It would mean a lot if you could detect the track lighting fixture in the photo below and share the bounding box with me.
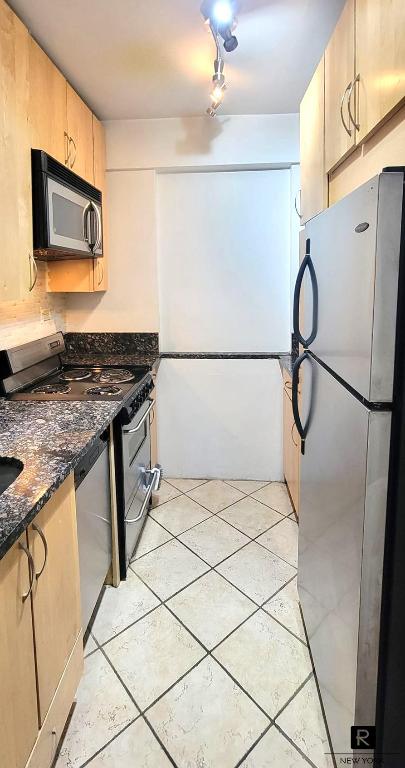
[200,0,239,117]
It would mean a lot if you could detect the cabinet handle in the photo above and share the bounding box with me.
[69,136,77,168]
[32,522,48,579]
[348,74,360,132]
[97,260,104,286]
[28,253,38,292]
[291,421,299,448]
[294,189,302,219]
[19,542,35,602]
[340,82,352,136]
[64,131,70,166]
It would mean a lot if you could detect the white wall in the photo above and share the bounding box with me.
[105,114,299,171]
[157,169,291,353]
[157,359,283,480]
[65,170,159,332]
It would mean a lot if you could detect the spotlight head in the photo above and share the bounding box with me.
[223,34,238,52]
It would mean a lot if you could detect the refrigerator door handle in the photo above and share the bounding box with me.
[293,238,318,347]
[292,352,310,455]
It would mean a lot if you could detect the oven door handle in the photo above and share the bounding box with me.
[126,465,162,525]
[123,399,155,434]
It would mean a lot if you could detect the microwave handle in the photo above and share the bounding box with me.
[94,204,102,253]
[83,202,98,253]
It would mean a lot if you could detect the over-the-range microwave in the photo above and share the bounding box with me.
[31,149,103,260]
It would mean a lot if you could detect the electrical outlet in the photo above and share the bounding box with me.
[40,307,52,323]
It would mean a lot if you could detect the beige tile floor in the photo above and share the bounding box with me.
[56,479,333,768]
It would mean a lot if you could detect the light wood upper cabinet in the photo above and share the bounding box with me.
[28,474,81,724]
[0,0,31,301]
[356,0,405,142]
[300,57,327,224]
[325,0,356,172]
[66,83,94,183]
[93,115,109,291]
[0,536,39,768]
[28,38,67,165]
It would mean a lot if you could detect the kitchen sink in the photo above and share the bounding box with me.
[0,458,23,495]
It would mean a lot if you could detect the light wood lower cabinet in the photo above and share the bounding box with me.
[28,475,81,724]
[0,474,83,768]
[283,370,300,515]
[0,536,39,768]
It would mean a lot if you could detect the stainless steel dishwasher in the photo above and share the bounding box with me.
[74,430,112,632]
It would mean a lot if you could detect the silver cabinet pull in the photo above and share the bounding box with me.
[64,131,70,166]
[291,421,299,448]
[28,253,38,292]
[126,466,162,525]
[340,82,352,136]
[97,260,104,286]
[294,189,302,219]
[19,542,35,602]
[69,136,77,168]
[348,74,360,131]
[32,522,48,579]
[123,399,155,434]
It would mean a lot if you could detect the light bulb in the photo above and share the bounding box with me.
[210,85,225,103]
[211,0,233,26]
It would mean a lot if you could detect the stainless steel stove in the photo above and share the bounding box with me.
[0,332,162,581]
[0,333,150,402]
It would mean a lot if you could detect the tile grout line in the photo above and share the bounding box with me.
[85,637,182,768]
[274,722,321,768]
[233,721,274,768]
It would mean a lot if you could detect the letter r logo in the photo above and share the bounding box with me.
[351,725,376,750]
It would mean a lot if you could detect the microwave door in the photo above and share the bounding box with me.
[47,177,93,255]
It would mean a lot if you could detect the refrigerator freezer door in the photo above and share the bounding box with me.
[302,171,403,402]
[297,357,390,757]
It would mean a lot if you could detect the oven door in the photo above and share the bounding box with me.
[47,177,102,256]
[121,398,162,567]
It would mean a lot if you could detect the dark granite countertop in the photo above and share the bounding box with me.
[0,399,122,560]
[62,352,160,371]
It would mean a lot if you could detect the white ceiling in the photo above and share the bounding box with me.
[9,0,344,120]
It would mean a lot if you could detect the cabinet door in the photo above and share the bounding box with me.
[283,372,300,514]
[325,0,356,171]
[28,38,67,164]
[0,0,31,301]
[66,83,94,183]
[92,115,109,291]
[28,474,81,724]
[356,0,405,142]
[0,535,39,768]
[300,57,327,224]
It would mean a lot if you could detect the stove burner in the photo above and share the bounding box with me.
[85,385,122,397]
[32,383,72,395]
[60,369,92,381]
[99,369,135,384]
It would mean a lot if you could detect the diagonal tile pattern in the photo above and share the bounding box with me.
[187,478,245,512]
[57,479,332,768]
[150,492,212,535]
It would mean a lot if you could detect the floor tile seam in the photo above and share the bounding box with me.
[274,722,321,768]
[148,505,214,540]
[182,490,250,516]
[78,717,139,768]
[223,479,270,492]
[244,492,293,516]
[253,534,299,569]
[233,721,274,768]
[95,601,163,649]
[272,671,314,722]
[164,478,209,493]
[216,509,289,542]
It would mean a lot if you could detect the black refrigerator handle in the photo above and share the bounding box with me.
[293,238,319,347]
[292,352,309,455]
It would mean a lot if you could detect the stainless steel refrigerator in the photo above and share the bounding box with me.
[292,168,405,764]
